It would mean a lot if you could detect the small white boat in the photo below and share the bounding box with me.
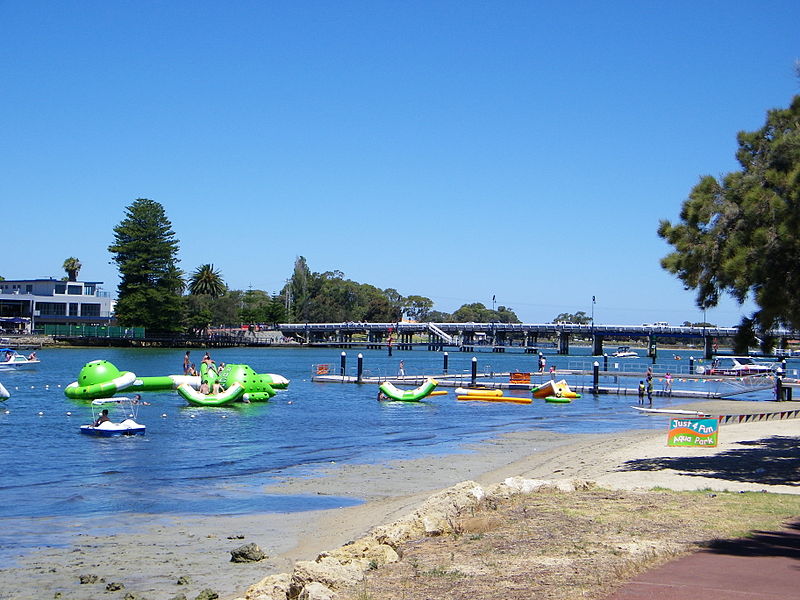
[0,348,40,371]
[80,397,146,437]
[611,346,639,358]
[698,356,774,376]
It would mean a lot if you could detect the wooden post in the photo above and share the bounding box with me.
[593,361,599,393]
[443,352,449,374]
[357,353,363,383]
[340,351,346,376]
[471,356,477,386]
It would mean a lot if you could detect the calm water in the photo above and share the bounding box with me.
[0,345,785,560]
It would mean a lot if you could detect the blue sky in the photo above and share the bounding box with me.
[3,1,798,326]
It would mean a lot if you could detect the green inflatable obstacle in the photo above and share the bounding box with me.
[177,382,245,406]
[379,378,438,402]
[218,364,276,401]
[65,359,288,402]
[65,360,137,400]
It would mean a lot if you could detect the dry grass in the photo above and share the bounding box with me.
[338,487,800,600]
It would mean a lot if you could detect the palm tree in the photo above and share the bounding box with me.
[189,264,226,297]
[62,257,82,282]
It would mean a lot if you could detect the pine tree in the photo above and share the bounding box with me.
[108,198,184,333]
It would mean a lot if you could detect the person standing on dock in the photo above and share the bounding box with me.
[538,353,546,373]
[646,378,654,405]
[638,380,646,404]
[398,360,405,377]
[663,372,673,396]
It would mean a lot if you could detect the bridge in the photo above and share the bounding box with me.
[276,321,765,358]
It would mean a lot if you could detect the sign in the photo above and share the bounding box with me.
[667,418,718,447]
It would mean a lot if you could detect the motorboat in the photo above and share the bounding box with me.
[701,356,774,376]
[80,397,146,436]
[611,346,639,358]
[0,348,40,371]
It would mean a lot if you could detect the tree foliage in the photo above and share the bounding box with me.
[658,95,800,331]
[552,311,591,324]
[451,303,520,323]
[189,263,226,297]
[281,259,436,323]
[109,198,184,333]
[62,257,82,282]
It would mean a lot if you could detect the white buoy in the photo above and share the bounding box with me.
[221,415,228,418]
[37,411,44,416]
[161,413,167,418]
[66,412,72,416]
[4,410,9,414]
[190,414,196,418]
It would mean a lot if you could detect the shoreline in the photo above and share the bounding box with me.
[1,416,798,600]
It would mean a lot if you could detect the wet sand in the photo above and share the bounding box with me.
[1,414,797,600]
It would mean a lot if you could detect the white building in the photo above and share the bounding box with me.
[0,278,114,332]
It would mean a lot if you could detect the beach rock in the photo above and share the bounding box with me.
[555,478,594,492]
[290,557,364,596]
[320,536,399,569]
[231,542,267,563]
[195,590,219,600]
[487,477,596,499]
[298,582,336,600]
[106,581,125,591]
[372,480,486,547]
[168,595,188,600]
[177,575,191,585]
[245,572,291,600]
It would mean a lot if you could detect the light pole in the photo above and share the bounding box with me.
[591,296,596,330]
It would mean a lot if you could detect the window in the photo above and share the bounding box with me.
[69,303,79,316]
[81,303,101,317]
[84,284,96,295]
[25,285,32,293]
[36,302,67,316]
[55,284,66,294]
[67,285,82,295]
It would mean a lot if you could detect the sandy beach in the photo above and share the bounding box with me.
[1,412,797,600]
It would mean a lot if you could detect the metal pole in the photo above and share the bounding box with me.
[357,353,363,383]
[471,356,477,386]
[443,351,449,374]
[340,351,346,376]
[593,361,599,394]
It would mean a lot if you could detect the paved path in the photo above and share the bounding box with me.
[607,518,800,599]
